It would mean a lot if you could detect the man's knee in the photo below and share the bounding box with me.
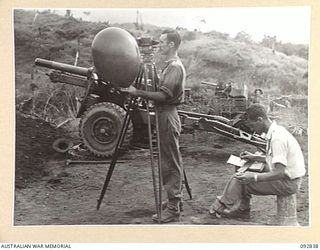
[285,184,299,196]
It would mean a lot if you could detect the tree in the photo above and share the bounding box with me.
[234,31,252,44]
[65,10,71,18]
[260,35,277,54]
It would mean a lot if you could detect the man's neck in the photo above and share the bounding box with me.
[164,50,178,62]
[264,118,273,133]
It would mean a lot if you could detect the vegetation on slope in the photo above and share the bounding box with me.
[14,9,308,96]
[14,9,308,124]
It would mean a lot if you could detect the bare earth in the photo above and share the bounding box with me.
[14,112,309,226]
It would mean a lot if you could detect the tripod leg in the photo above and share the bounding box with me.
[148,63,164,220]
[96,100,133,210]
[183,169,192,200]
[154,107,163,219]
[143,63,161,222]
[96,63,152,211]
[146,104,161,221]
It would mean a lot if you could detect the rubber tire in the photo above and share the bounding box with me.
[79,102,133,157]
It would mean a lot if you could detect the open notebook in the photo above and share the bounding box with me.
[227,154,265,173]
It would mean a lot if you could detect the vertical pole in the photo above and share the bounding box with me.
[144,63,161,222]
[151,63,163,218]
[74,50,79,66]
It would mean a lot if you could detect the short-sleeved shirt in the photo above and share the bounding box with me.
[265,121,306,179]
[158,56,186,106]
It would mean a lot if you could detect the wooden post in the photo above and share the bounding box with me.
[268,194,300,226]
[276,194,300,226]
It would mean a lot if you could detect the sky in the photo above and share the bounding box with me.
[51,6,310,44]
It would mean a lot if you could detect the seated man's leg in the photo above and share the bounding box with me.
[245,177,301,197]
[210,175,245,215]
[219,175,243,209]
[210,175,301,218]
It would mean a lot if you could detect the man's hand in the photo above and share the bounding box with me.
[119,85,167,102]
[239,151,256,160]
[240,151,266,163]
[234,172,256,184]
[119,85,138,96]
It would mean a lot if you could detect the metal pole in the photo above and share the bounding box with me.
[151,63,163,219]
[143,63,161,222]
[96,97,134,210]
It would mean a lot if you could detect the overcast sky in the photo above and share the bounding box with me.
[51,6,310,44]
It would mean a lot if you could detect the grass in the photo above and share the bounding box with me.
[14,9,309,126]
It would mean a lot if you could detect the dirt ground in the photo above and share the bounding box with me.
[14,111,309,226]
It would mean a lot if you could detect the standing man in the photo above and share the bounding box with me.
[120,29,186,223]
[209,104,305,218]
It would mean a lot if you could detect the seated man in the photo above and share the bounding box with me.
[251,88,264,104]
[209,104,306,218]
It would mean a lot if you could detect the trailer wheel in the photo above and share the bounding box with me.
[79,102,133,157]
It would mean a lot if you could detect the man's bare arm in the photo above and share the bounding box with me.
[235,163,286,184]
[135,89,167,102]
[120,85,167,102]
[255,163,286,181]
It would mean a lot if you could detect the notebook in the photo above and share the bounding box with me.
[227,154,265,173]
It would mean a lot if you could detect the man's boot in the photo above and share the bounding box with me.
[152,199,181,223]
[161,200,183,211]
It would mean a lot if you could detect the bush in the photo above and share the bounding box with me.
[182,31,197,41]
[17,80,81,126]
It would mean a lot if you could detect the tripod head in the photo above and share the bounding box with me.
[136,36,159,63]
[124,36,160,111]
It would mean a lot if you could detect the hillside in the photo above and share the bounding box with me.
[14,9,308,97]
[180,34,308,95]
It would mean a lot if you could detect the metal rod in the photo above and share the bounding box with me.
[183,169,192,199]
[151,63,163,221]
[66,160,127,166]
[96,98,134,210]
[144,63,161,222]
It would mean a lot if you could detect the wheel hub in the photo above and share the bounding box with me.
[92,117,117,144]
[80,102,133,157]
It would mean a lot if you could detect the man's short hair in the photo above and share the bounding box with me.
[254,88,263,95]
[162,29,181,49]
[245,104,268,121]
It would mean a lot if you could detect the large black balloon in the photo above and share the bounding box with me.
[92,27,141,88]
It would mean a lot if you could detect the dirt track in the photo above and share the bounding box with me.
[14,112,309,226]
